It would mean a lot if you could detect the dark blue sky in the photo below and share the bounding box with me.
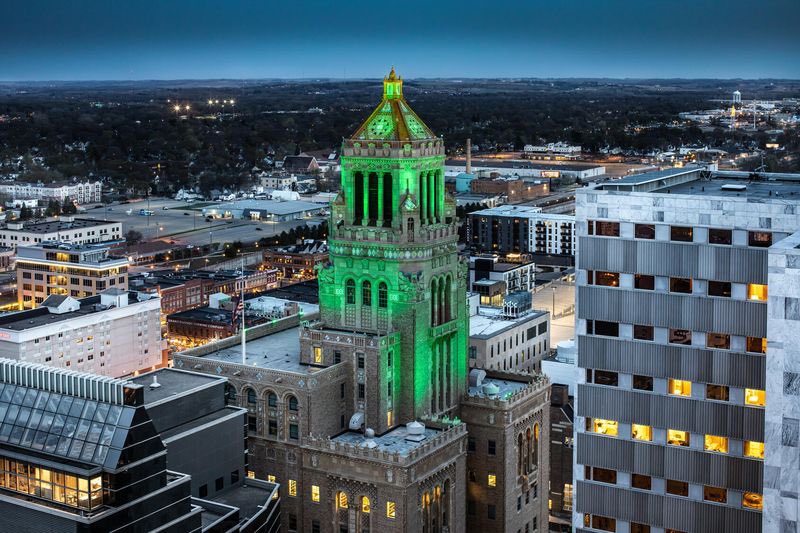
[2,0,798,81]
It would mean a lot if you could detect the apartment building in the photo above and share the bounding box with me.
[0,217,122,249]
[0,289,163,378]
[574,165,790,533]
[0,179,102,203]
[16,242,128,308]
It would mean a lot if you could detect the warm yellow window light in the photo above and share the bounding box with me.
[311,485,320,503]
[667,429,690,446]
[592,418,618,437]
[267,475,276,483]
[745,389,766,407]
[337,491,348,509]
[743,492,763,510]
[488,474,497,487]
[744,441,765,459]
[288,479,297,497]
[361,496,371,514]
[704,434,729,453]
[748,284,768,301]
[313,346,322,364]
[669,378,691,397]
[386,501,396,519]
[631,424,652,441]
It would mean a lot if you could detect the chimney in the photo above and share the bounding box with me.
[466,138,472,174]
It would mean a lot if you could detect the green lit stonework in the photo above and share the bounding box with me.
[319,68,468,423]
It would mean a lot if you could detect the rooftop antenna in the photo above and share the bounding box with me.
[466,138,472,174]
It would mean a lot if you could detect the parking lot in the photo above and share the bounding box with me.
[79,198,325,246]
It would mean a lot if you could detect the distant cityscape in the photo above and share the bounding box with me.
[0,55,797,533]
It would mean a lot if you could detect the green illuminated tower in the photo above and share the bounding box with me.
[317,67,468,429]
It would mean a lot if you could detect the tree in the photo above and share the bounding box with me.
[19,206,33,220]
[45,199,61,217]
[125,230,143,244]
[61,198,77,215]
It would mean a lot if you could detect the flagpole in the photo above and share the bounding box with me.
[241,257,246,365]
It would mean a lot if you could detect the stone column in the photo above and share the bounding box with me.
[377,173,384,226]
[427,170,435,223]
[362,173,370,226]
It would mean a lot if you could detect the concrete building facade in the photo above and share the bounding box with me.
[0,289,164,378]
[16,242,128,308]
[574,166,788,533]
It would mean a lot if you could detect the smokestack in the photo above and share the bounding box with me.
[466,138,472,174]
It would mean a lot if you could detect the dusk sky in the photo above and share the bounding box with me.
[2,0,799,81]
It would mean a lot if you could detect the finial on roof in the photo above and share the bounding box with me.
[388,66,397,81]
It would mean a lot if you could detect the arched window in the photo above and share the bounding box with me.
[407,218,415,242]
[525,428,532,475]
[268,392,278,408]
[533,423,540,468]
[337,491,348,509]
[362,280,372,306]
[288,395,298,411]
[346,279,356,305]
[361,496,370,513]
[360,495,372,533]
[378,282,388,308]
[246,388,256,405]
[518,433,524,476]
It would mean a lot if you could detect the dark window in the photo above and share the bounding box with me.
[345,279,356,304]
[746,336,766,354]
[288,396,298,411]
[631,523,651,533]
[633,324,654,341]
[633,375,654,391]
[749,231,772,248]
[635,274,655,290]
[590,467,617,484]
[706,333,730,350]
[468,436,476,452]
[588,515,616,532]
[357,354,364,369]
[334,351,341,364]
[289,424,299,440]
[517,496,522,511]
[199,484,208,498]
[268,393,277,408]
[594,221,620,237]
[669,329,692,345]
[289,514,298,531]
[312,520,321,533]
[248,415,257,432]
[488,440,496,456]
[215,477,224,492]
[595,271,620,287]
[538,322,547,335]
[488,504,496,520]
[358,384,365,399]
[362,280,372,306]
[594,370,618,387]
[631,474,651,490]
[666,479,689,497]
[269,420,277,436]
[709,228,732,245]
[467,499,476,515]
[671,226,693,242]
[340,383,345,399]
[635,224,655,239]
[708,280,731,297]
[594,321,619,337]
[706,384,729,401]
[670,277,693,294]
[704,485,727,503]
[378,282,388,308]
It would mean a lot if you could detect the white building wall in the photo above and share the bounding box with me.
[0,296,163,378]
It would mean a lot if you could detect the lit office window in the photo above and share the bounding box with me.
[487,474,497,487]
[742,492,763,510]
[744,441,765,459]
[288,479,297,497]
[361,496,371,513]
[313,347,323,364]
[631,424,652,441]
[745,389,766,407]
[386,501,396,519]
[704,435,729,454]
[590,418,618,437]
[311,485,320,502]
[267,475,276,483]
[669,379,692,397]
[667,429,690,447]
[748,284,768,301]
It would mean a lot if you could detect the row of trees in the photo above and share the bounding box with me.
[15,199,77,221]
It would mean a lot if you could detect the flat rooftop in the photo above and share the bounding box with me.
[1,218,119,233]
[247,295,319,315]
[333,424,443,456]
[212,199,323,215]
[471,205,543,217]
[0,291,149,331]
[209,481,276,523]
[130,368,224,405]
[202,325,313,374]
[663,178,800,199]
[168,306,232,322]
[446,159,603,171]
[468,377,528,399]
[470,307,547,338]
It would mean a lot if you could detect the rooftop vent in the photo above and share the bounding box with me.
[361,428,378,449]
[482,382,500,398]
[149,375,161,389]
[404,420,426,443]
[721,183,747,191]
